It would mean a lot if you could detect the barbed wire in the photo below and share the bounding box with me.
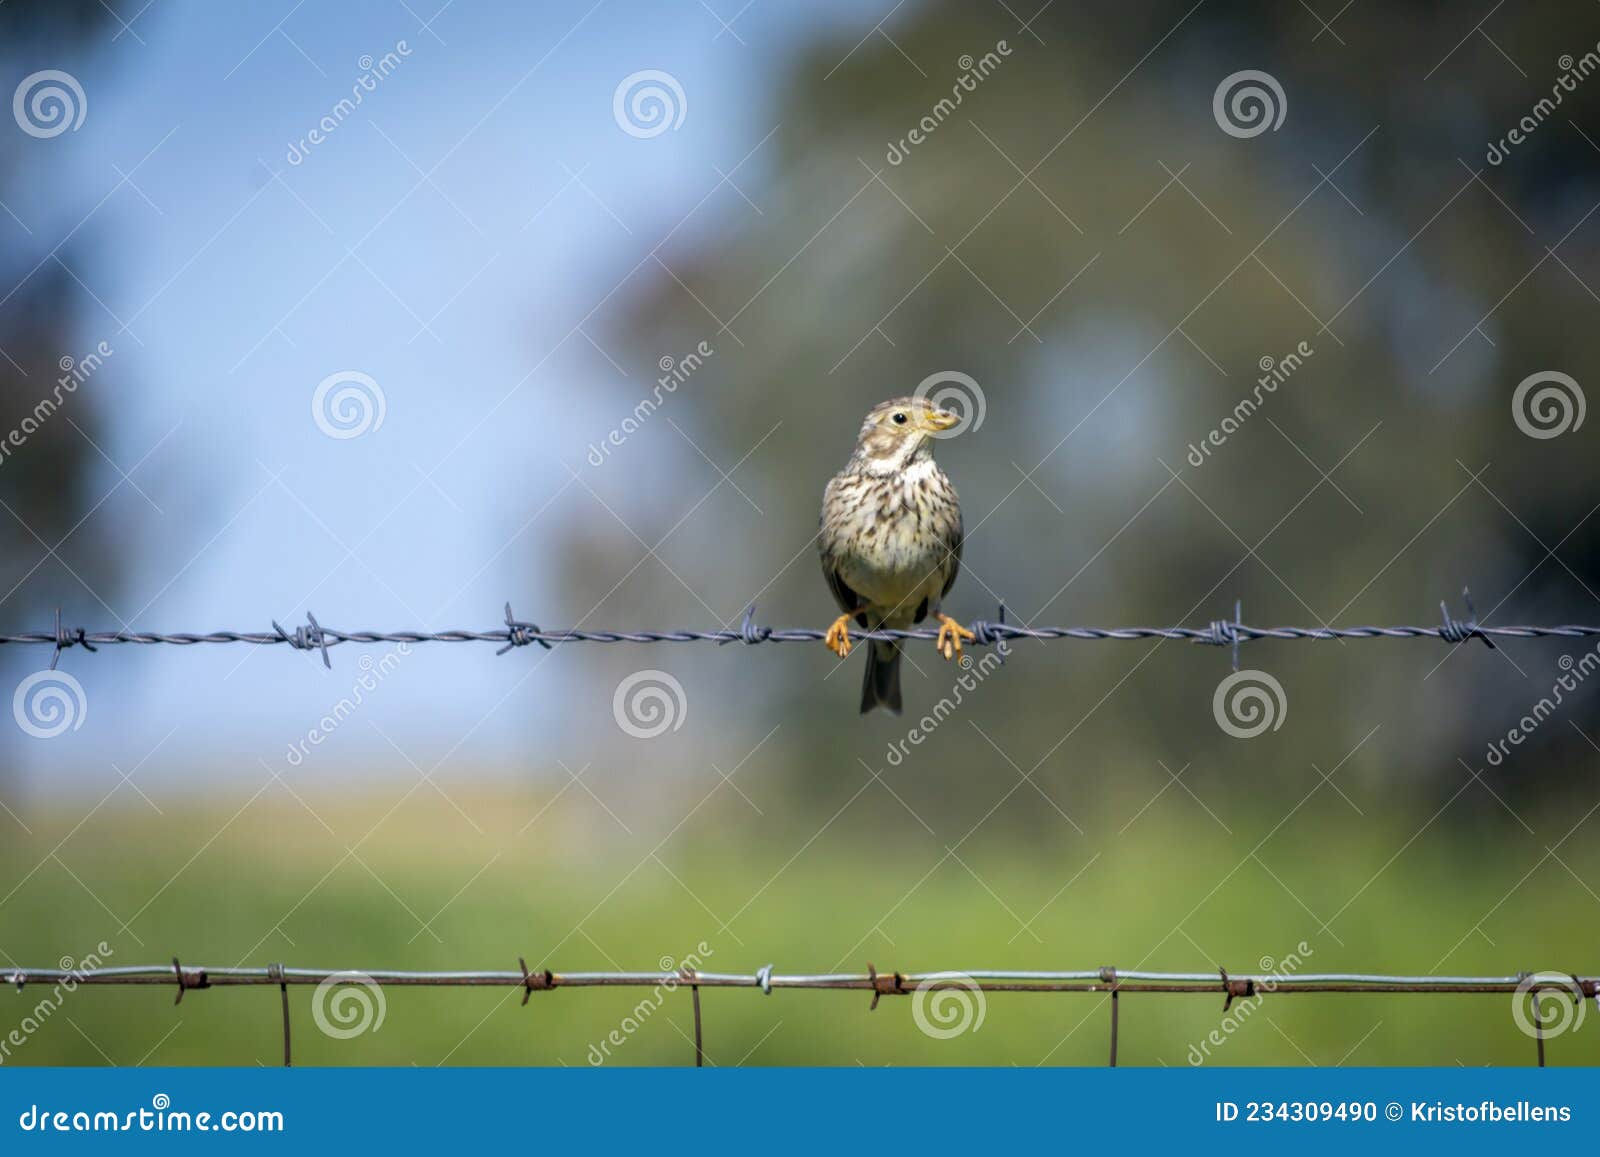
[0,590,1592,670]
[6,961,1594,1067]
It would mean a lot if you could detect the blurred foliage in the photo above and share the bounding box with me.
[565,0,1600,811]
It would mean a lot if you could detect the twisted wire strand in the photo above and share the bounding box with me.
[13,960,1585,1067]
[0,592,1592,667]
[4,963,1595,995]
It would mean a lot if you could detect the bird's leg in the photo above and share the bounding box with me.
[824,613,854,659]
[935,613,975,661]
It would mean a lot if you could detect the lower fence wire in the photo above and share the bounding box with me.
[6,963,1594,1067]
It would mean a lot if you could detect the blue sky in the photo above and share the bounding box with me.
[2,0,867,790]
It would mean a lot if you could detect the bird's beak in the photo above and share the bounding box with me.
[924,409,961,432]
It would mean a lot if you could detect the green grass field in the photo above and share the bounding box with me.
[2,773,1596,1068]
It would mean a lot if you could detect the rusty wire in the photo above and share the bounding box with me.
[5,962,1593,1068]
[0,590,1587,670]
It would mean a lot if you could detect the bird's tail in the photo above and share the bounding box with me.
[861,640,903,715]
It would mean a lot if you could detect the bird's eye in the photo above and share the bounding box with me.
[892,412,908,425]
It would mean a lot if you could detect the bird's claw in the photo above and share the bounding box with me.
[935,614,974,661]
[825,614,854,659]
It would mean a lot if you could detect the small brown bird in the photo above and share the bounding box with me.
[819,396,971,714]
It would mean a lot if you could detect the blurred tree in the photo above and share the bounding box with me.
[1,0,127,781]
[585,0,1600,816]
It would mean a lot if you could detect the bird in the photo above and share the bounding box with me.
[819,396,971,714]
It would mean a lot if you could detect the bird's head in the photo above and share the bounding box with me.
[849,396,961,474]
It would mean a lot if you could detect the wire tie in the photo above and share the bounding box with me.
[688,975,704,1068]
[1439,587,1496,650]
[172,956,208,1004]
[267,962,291,1066]
[518,957,554,1005]
[755,963,773,995]
[12,970,24,992]
[498,603,551,655]
[1519,971,1547,1066]
[1104,967,1120,1067]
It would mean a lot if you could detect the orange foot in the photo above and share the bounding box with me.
[824,613,854,659]
[935,613,975,661]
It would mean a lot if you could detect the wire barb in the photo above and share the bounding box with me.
[969,601,1007,648]
[498,603,551,655]
[1439,587,1496,650]
[171,956,209,1004]
[1204,599,1243,670]
[272,612,331,668]
[866,961,904,1010]
[1219,966,1255,1011]
[50,608,94,670]
[518,956,553,1005]
[722,604,770,646]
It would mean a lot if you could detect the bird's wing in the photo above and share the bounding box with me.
[939,505,963,600]
[820,474,869,615]
[824,562,866,616]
